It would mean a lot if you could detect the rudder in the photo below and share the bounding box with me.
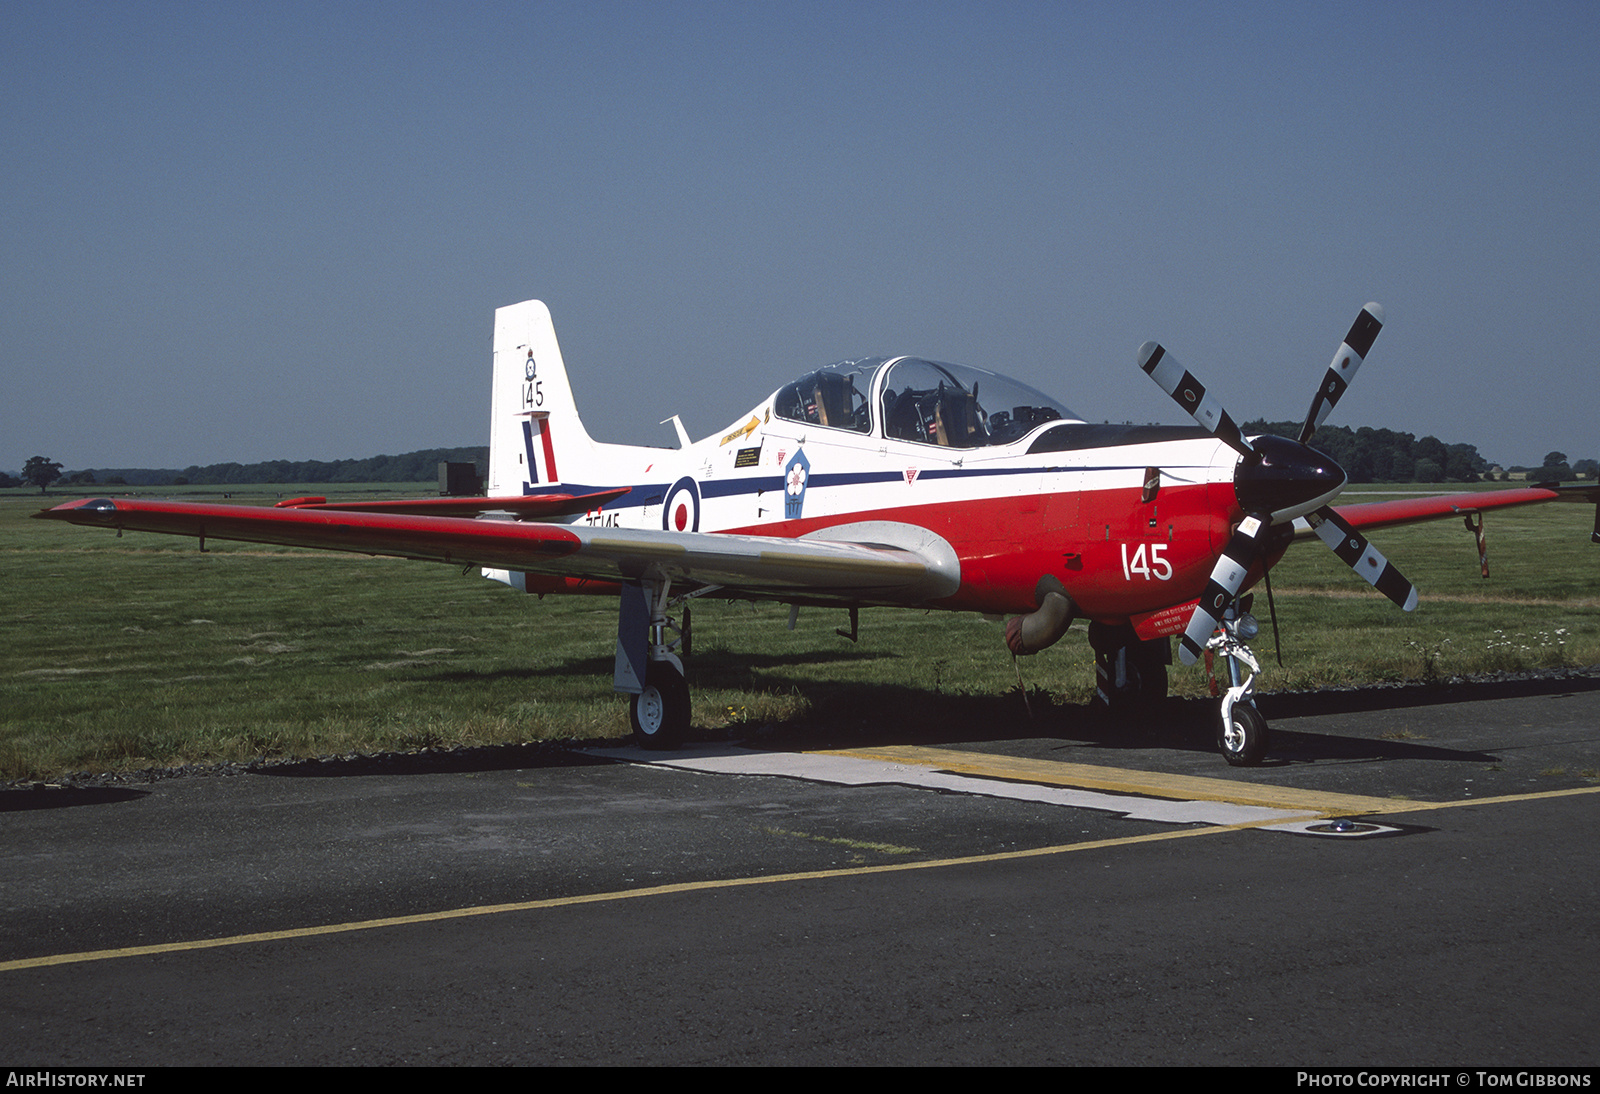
[488,299,597,495]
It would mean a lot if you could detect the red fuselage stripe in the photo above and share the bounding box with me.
[722,481,1234,617]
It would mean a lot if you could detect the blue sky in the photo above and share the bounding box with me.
[4,0,1595,473]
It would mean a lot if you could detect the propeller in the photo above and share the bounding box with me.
[1140,303,1417,665]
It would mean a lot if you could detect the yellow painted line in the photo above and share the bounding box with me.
[2,821,1268,974]
[1374,784,1600,815]
[816,745,1428,816]
[9,775,1590,978]
[817,745,1600,818]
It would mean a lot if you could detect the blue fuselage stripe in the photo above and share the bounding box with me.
[523,463,1179,510]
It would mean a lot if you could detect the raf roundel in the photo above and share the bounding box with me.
[662,476,701,533]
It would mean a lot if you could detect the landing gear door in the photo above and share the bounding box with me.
[614,583,649,694]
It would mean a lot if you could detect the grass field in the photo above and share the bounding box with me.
[3,483,1597,779]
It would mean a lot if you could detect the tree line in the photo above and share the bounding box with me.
[3,447,487,490]
[1242,421,1592,483]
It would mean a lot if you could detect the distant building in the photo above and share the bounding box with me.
[438,461,482,496]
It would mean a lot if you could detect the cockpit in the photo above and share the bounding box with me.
[771,357,1079,448]
[772,361,875,434]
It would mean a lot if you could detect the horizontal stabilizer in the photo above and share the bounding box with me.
[273,489,630,519]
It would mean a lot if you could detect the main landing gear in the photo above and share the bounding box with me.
[615,576,700,748]
[1088,621,1170,712]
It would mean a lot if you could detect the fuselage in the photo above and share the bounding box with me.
[504,355,1247,623]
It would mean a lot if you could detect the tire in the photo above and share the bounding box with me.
[630,662,690,749]
[1218,702,1269,767]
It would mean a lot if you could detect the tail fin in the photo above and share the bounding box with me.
[488,300,598,495]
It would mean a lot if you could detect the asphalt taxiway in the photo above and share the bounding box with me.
[4,676,1598,1065]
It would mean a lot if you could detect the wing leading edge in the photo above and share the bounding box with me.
[1307,484,1598,537]
[34,498,960,603]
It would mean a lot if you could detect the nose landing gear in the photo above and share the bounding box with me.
[1206,605,1268,766]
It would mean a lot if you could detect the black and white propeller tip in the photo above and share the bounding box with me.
[1300,302,1383,444]
[1179,513,1268,665]
[1304,507,1418,612]
[1138,341,1254,459]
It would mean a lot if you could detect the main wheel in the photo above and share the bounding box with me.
[630,661,690,749]
[1218,702,1269,766]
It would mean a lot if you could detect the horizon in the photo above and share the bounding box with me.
[19,422,1587,485]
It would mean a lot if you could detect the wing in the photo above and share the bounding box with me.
[34,498,960,603]
[1300,483,1598,536]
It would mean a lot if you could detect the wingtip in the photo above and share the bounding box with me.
[33,497,117,519]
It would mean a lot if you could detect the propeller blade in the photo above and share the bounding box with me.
[1304,505,1418,611]
[1179,514,1270,665]
[1298,303,1384,444]
[1138,342,1254,459]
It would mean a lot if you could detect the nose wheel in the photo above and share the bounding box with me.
[1218,700,1268,767]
